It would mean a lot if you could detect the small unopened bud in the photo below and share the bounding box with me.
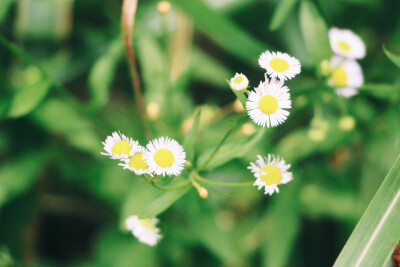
[240,122,256,136]
[232,99,245,113]
[339,116,356,131]
[198,187,208,199]
[146,102,160,120]
[320,59,331,76]
[157,1,171,15]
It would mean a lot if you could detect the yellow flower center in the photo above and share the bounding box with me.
[128,152,148,171]
[154,148,175,167]
[261,165,282,186]
[338,41,350,52]
[233,76,243,84]
[331,67,348,87]
[139,218,156,230]
[111,140,131,156]
[270,58,289,72]
[258,95,278,114]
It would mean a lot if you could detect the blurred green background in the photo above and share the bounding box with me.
[0,0,399,266]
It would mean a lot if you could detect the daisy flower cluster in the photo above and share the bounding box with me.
[230,50,301,128]
[326,28,366,97]
[101,131,186,177]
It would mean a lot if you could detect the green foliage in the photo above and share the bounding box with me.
[383,45,400,68]
[269,0,298,31]
[334,155,400,267]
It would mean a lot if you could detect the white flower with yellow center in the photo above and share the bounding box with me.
[119,145,151,175]
[230,73,249,91]
[258,51,301,81]
[125,215,162,246]
[144,137,186,176]
[328,56,363,98]
[101,131,136,159]
[329,28,366,59]
[246,78,291,127]
[248,154,293,195]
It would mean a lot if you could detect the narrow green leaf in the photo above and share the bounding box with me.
[383,45,400,68]
[138,186,190,219]
[334,154,400,267]
[8,79,52,118]
[183,110,201,162]
[269,0,298,31]
[299,1,331,66]
[198,128,266,171]
[89,37,123,109]
[0,0,14,23]
[32,99,102,155]
[170,0,268,63]
[0,151,45,207]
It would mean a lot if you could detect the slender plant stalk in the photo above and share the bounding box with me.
[199,113,247,170]
[194,172,253,187]
[121,0,152,139]
[0,34,112,133]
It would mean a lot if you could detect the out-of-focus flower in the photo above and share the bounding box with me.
[248,154,293,195]
[125,215,162,246]
[258,51,301,81]
[329,28,366,59]
[328,56,363,98]
[101,131,136,159]
[144,137,186,176]
[246,78,291,127]
[230,73,249,92]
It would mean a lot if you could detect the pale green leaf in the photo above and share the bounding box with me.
[269,0,298,31]
[299,1,332,66]
[183,110,201,162]
[0,0,14,23]
[0,151,45,207]
[170,0,268,63]
[89,37,123,109]
[138,186,190,219]
[334,154,400,267]
[383,45,400,68]
[8,79,52,118]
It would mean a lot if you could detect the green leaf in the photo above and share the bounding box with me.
[183,110,201,162]
[138,186,190,219]
[383,45,400,68]
[32,99,102,155]
[198,128,266,171]
[299,1,331,66]
[0,151,45,207]
[269,0,298,31]
[8,79,52,118]
[334,154,400,267]
[0,0,14,23]
[89,37,123,109]
[170,0,268,63]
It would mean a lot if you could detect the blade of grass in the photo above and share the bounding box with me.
[334,154,400,267]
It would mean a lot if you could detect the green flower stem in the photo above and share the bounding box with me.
[194,173,253,187]
[151,179,191,190]
[0,34,112,133]
[199,113,247,171]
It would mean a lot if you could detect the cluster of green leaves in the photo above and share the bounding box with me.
[0,0,399,266]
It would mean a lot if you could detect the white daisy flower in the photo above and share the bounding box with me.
[246,78,291,128]
[125,215,162,246]
[230,73,249,91]
[329,27,366,59]
[248,154,293,196]
[101,131,137,159]
[258,51,301,81]
[144,137,186,176]
[119,145,152,175]
[328,56,363,98]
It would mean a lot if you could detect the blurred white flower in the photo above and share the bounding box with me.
[329,28,366,59]
[125,215,162,246]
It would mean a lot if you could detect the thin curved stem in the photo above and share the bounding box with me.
[199,113,247,170]
[121,0,153,139]
[194,173,253,188]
